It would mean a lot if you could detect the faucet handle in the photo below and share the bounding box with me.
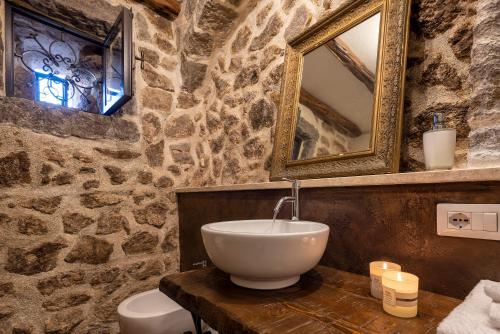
[281,177,300,187]
[280,178,300,220]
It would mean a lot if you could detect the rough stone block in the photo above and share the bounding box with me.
[249,14,283,51]
[146,140,165,167]
[165,115,195,138]
[6,241,68,275]
[104,165,127,185]
[96,212,130,235]
[64,236,113,264]
[169,143,195,165]
[62,213,94,234]
[0,97,140,142]
[80,192,123,209]
[134,202,169,228]
[94,148,141,160]
[22,196,62,214]
[0,151,31,188]
[121,231,159,255]
[16,215,49,235]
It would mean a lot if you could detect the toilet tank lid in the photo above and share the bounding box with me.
[118,289,184,318]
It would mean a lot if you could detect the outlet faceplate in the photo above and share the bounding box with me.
[437,204,500,240]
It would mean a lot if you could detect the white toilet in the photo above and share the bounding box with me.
[118,289,195,334]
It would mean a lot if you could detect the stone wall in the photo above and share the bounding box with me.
[296,105,351,159]
[175,0,499,181]
[467,0,500,167]
[0,0,499,333]
[403,0,479,170]
[0,0,182,332]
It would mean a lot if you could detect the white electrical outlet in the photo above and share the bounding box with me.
[447,212,471,229]
[437,204,500,240]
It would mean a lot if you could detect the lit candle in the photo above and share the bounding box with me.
[369,261,401,299]
[382,271,419,318]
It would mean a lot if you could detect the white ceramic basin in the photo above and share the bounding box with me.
[201,219,330,290]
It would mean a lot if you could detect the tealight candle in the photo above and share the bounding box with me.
[382,271,419,318]
[369,261,401,299]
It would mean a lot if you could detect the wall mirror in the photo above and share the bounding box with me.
[271,0,412,180]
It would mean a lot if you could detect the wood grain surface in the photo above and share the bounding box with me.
[299,88,362,137]
[160,266,461,334]
[325,39,375,92]
[133,0,180,16]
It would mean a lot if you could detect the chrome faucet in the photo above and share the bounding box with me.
[273,178,300,221]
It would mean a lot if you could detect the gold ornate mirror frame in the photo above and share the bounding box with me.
[270,0,412,180]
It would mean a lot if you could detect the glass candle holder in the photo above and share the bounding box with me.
[382,271,419,318]
[369,261,401,299]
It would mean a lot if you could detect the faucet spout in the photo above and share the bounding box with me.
[273,196,296,221]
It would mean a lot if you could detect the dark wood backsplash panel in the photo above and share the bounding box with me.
[177,181,500,299]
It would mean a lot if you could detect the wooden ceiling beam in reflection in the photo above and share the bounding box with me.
[299,88,362,137]
[325,39,375,92]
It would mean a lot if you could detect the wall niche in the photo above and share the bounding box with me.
[5,3,133,115]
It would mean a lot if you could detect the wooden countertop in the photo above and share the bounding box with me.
[159,266,461,334]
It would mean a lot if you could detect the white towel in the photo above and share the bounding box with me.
[486,283,500,303]
[437,280,500,334]
[491,302,500,329]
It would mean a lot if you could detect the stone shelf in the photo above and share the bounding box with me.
[159,266,461,334]
[175,167,500,193]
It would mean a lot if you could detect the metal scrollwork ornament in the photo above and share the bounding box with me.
[15,31,98,105]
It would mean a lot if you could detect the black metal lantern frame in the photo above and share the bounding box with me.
[4,1,133,116]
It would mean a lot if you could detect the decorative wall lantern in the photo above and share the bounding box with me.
[5,2,133,116]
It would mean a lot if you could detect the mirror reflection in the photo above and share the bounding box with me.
[292,13,381,161]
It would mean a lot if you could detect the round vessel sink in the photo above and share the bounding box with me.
[201,219,330,290]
